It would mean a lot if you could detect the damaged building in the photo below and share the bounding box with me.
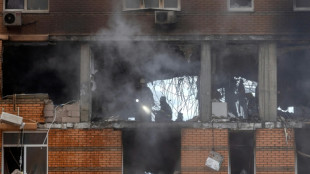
[0,0,310,173]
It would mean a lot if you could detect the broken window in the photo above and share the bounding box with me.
[5,0,48,11]
[91,43,200,122]
[3,44,80,104]
[212,44,259,121]
[123,128,181,173]
[148,76,199,121]
[295,129,310,173]
[123,0,180,10]
[3,132,48,174]
[229,131,255,174]
[229,0,253,11]
[294,0,310,10]
[277,44,310,121]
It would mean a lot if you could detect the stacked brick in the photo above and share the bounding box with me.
[48,129,122,174]
[0,94,46,123]
[181,129,229,174]
[44,100,80,123]
[256,129,295,174]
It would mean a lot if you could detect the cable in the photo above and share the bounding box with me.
[42,100,77,145]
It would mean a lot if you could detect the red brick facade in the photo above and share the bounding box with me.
[48,129,122,174]
[181,129,229,174]
[181,128,296,174]
[0,0,310,35]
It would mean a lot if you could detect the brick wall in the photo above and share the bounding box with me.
[0,0,310,36]
[0,94,46,123]
[48,129,122,174]
[256,128,295,174]
[181,129,229,174]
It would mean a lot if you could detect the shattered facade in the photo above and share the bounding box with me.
[0,0,309,173]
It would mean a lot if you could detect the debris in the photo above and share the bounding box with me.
[205,151,223,171]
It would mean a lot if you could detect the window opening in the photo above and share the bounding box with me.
[229,131,254,174]
[294,0,310,11]
[91,43,200,122]
[123,128,181,174]
[228,0,253,11]
[123,0,180,10]
[212,44,259,121]
[2,44,80,105]
[3,132,48,174]
[295,129,310,173]
[278,45,310,121]
[5,0,48,11]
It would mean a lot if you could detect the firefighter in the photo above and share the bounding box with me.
[155,96,172,122]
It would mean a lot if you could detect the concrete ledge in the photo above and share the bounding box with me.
[38,121,304,130]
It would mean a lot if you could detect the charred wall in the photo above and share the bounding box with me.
[2,43,80,104]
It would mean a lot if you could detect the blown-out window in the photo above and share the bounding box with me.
[294,0,310,11]
[123,0,180,11]
[4,0,48,12]
[228,0,254,11]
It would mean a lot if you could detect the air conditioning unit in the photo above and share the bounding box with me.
[3,12,22,26]
[1,112,23,126]
[155,11,177,24]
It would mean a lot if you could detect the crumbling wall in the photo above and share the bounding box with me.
[181,129,229,173]
[0,94,47,123]
[256,129,295,174]
[44,100,80,123]
[48,129,122,174]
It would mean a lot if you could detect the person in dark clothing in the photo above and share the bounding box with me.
[155,96,172,122]
[135,78,154,122]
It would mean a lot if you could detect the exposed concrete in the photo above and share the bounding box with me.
[80,44,92,122]
[44,100,80,123]
[38,121,303,130]
[258,42,277,121]
[50,35,310,42]
[200,42,212,122]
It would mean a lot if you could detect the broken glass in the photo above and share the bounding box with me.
[5,0,24,9]
[27,0,48,10]
[164,0,178,8]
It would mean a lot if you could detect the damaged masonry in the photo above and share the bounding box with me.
[1,0,310,174]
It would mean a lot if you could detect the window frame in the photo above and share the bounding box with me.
[227,0,254,12]
[123,0,181,11]
[293,0,310,11]
[3,0,49,13]
[2,131,48,174]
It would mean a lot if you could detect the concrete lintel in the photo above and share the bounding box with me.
[50,35,310,42]
[38,121,304,130]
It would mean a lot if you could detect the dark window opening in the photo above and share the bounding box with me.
[3,44,80,104]
[296,0,310,8]
[229,131,254,174]
[91,43,200,122]
[3,132,47,174]
[278,45,310,120]
[4,147,24,174]
[5,0,24,9]
[123,128,181,174]
[230,0,252,8]
[212,44,259,121]
[295,129,310,174]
